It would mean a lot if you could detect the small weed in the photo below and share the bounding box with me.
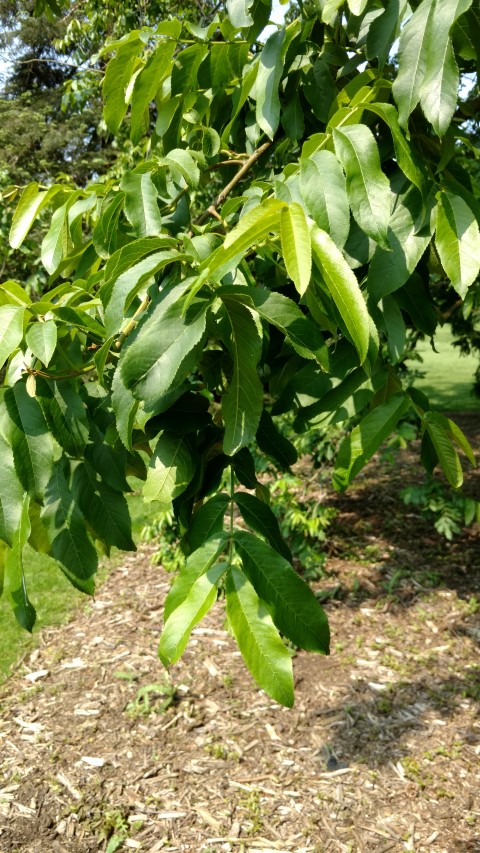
[204,741,240,761]
[125,680,177,718]
[240,788,263,834]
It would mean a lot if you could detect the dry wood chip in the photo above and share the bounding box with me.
[24,669,49,682]
[80,756,105,767]
[56,773,82,801]
[155,811,187,820]
[265,723,281,741]
[125,841,142,849]
[194,805,222,829]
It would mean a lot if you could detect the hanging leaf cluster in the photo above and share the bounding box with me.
[2,0,479,705]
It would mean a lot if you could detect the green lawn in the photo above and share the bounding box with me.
[408,326,480,412]
[0,492,152,683]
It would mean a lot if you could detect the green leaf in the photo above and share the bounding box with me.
[247,289,330,369]
[282,94,305,140]
[280,203,312,296]
[104,236,175,287]
[42,460,97,595]
[256,29,285,139]
[435,192,480,298]
[392,0,434,128]
[104,249,183,337]
[366,0,402,68]
[363,103,424,188]
[366,186,433,304]
[256,409,298,469]
[41,202,71,275]
[92,192,125,259]
[73,461,136,551]
[121,296,208,409]
[9,182,61,249]
[143,433,194,510]
[226,566,294,708]
[187,494,229,552]
[333,125,391,249]
[420,0,472,137]
[226,0,254,27]
[84,425,130,493]
[160,149,200,188]
[0,433,23,547]
[4,494,36,632]
[333,393,410,491]
[35,379,89,458]
[103,39,141,135]
[0,305,25,368]
[379,296,406,364]
[311,226,370,363]
[424,414,463,488]
[25,320,57,366]
[202,200,284,279]
[300,150,350,249]
[424,411,475,467]
[164,535,228,620]
[159,561,226,666]
[111,368,138,451]
[220,296,264,456]
[234,491,293,564]
[120,171,163,238]
[2,383,55,502]
[130,41,176,144]
[234,530,330,654]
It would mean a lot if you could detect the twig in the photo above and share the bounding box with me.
[194,140,272,226]
[114,296,150,350]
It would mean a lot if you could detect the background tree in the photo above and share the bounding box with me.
[1,0,479,707]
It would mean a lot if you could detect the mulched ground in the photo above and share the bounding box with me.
[1,414,479,853]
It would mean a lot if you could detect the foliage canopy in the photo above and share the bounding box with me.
[1,0,479,705]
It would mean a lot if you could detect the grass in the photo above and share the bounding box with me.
[0,491,152,684]
[408,326,480,411]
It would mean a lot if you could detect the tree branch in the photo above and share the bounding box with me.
[194,141,272,226]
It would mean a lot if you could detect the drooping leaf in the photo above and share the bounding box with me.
[256,29,285,139]
[300,150,350,249]
[311,226,370,363]
[163,535,228,620]
[111,368,138,451]
[2,383,55,502]
[0,433,23,548]
[366,0,403,68]
[92,192,125,258]
[392,0,434,128]
[35,378,88,458]
[424,413,463,488]
[333,125,391,249]
[234,530,330,654]
[0,305,25,368]
[226,566,294,707]
[280,203,312,296]
[72,461,136,551]
[420,0,472,137]
[333,393,410,491]
[159,561,227,666]
[220,296,264,456]
[234,491,293,563]
[186,494,229,552]
[379,296,406,364]
[143,433,195,510]
[256,409,298,469]
[202,200,284,280]
[130,41,177,143]
[435,192,480,298]
[42,460,97,595]
[103,38,142,134]
[4,494,36,632]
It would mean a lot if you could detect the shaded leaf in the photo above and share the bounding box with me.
[0,305,25,368]
[143,433,194,510]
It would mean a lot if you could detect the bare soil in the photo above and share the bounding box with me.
[1,415,479,853]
